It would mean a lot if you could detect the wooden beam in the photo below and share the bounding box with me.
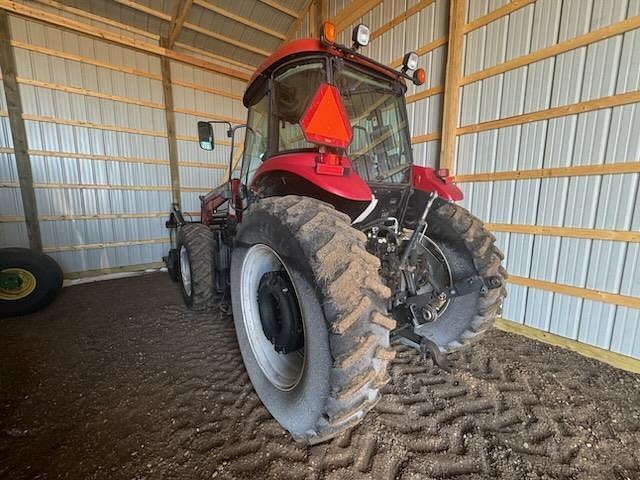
[406,85,444,104]
[183,21,271,57]
[17,77,165,109]
[1,182,210,192]
[172,79,241,101]
[411,131,441,144]
[439,0,465,171]
[168,0,194,48]
[495,318,640,375]
[331,0,382,33]
[174,42,255,71]
[26,149,227,169]
[173,107,244,125]
[0,1,250,81]
[11,40,162,81]
[160,38,182,208]
[463,0,534,33]
[0,10,41,251]
[454,161,640,182]
[507,275,640,309]
[22,113,168,137]
[194,0,286,40]
[370,0,434,42]
[113,0,171,21]
[389,36,447,68]
[284,0,314,42]
[0,211,200,222]
[461,15,640,86]
[44,237,170,253]
[485,223,640,243]
[258,0,300,18]
[64,261,165,280]
[32,0,159,40]
[457,90,640,135]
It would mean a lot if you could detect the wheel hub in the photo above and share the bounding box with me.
[0,268,37,300]
[257,271,303,354]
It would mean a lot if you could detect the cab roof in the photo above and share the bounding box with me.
[243,39,404,107]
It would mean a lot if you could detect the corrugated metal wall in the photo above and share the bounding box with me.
[457,0,640,359]
[329,0,639,361]
[0,3,249,277]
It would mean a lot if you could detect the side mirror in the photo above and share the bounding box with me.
[197,121,214,150]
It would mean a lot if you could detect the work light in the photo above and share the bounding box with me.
[352,24,370,49]
[402,51,419,72]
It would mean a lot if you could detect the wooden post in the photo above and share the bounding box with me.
[439,0,465,171]
[309,0,327,38]
[0,10,42,251]
[159,37,181,209]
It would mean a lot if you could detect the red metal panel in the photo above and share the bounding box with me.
[411,165,464,201]
[252,152,372,202]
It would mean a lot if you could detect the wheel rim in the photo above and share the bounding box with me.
[414,235,453,317]
[179,245,192,297]
[0,268,37,300]
[240,244,305,391]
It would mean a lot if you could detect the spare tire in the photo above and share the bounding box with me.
[0,248,63,318]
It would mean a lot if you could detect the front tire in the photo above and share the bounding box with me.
[231,196,396,444]
[177,224,215,311]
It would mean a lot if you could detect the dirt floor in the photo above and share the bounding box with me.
[1,273,639,480]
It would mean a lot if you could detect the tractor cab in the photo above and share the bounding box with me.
[198,22,460,225]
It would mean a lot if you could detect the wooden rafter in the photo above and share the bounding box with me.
[194,0,286,40]
[184,21,271,57]
[258,0,299,18]
[174,42,254,71]
[113,0,171,21]
[168,0,194,48]
[330,0,382,33]
[284,0,314,42]
[112,0,268,60]
[33,0,159,40]
[0,0,250,81]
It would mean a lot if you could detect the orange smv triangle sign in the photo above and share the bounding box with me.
[300,83,353,149]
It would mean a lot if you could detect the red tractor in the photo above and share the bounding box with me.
[165,23,507,444]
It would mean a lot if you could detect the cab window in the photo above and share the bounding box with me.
[241,92,269,186]
[272,61,325,153]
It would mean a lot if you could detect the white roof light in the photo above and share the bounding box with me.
[352,24,370,49]
[403,51,419,72]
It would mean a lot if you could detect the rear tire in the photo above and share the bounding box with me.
[0,248,63,318]
[231,195,396,444]
[177,224,215,311]
[415,200,507,351]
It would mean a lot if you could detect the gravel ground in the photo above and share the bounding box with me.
[1,272,639,480]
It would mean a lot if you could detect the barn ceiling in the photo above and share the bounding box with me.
[50,0,311,68]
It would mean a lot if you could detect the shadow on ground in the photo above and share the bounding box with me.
[1,273,639,479]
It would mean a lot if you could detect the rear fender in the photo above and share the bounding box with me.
[252,152,374,221]
[411,165,463,201]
